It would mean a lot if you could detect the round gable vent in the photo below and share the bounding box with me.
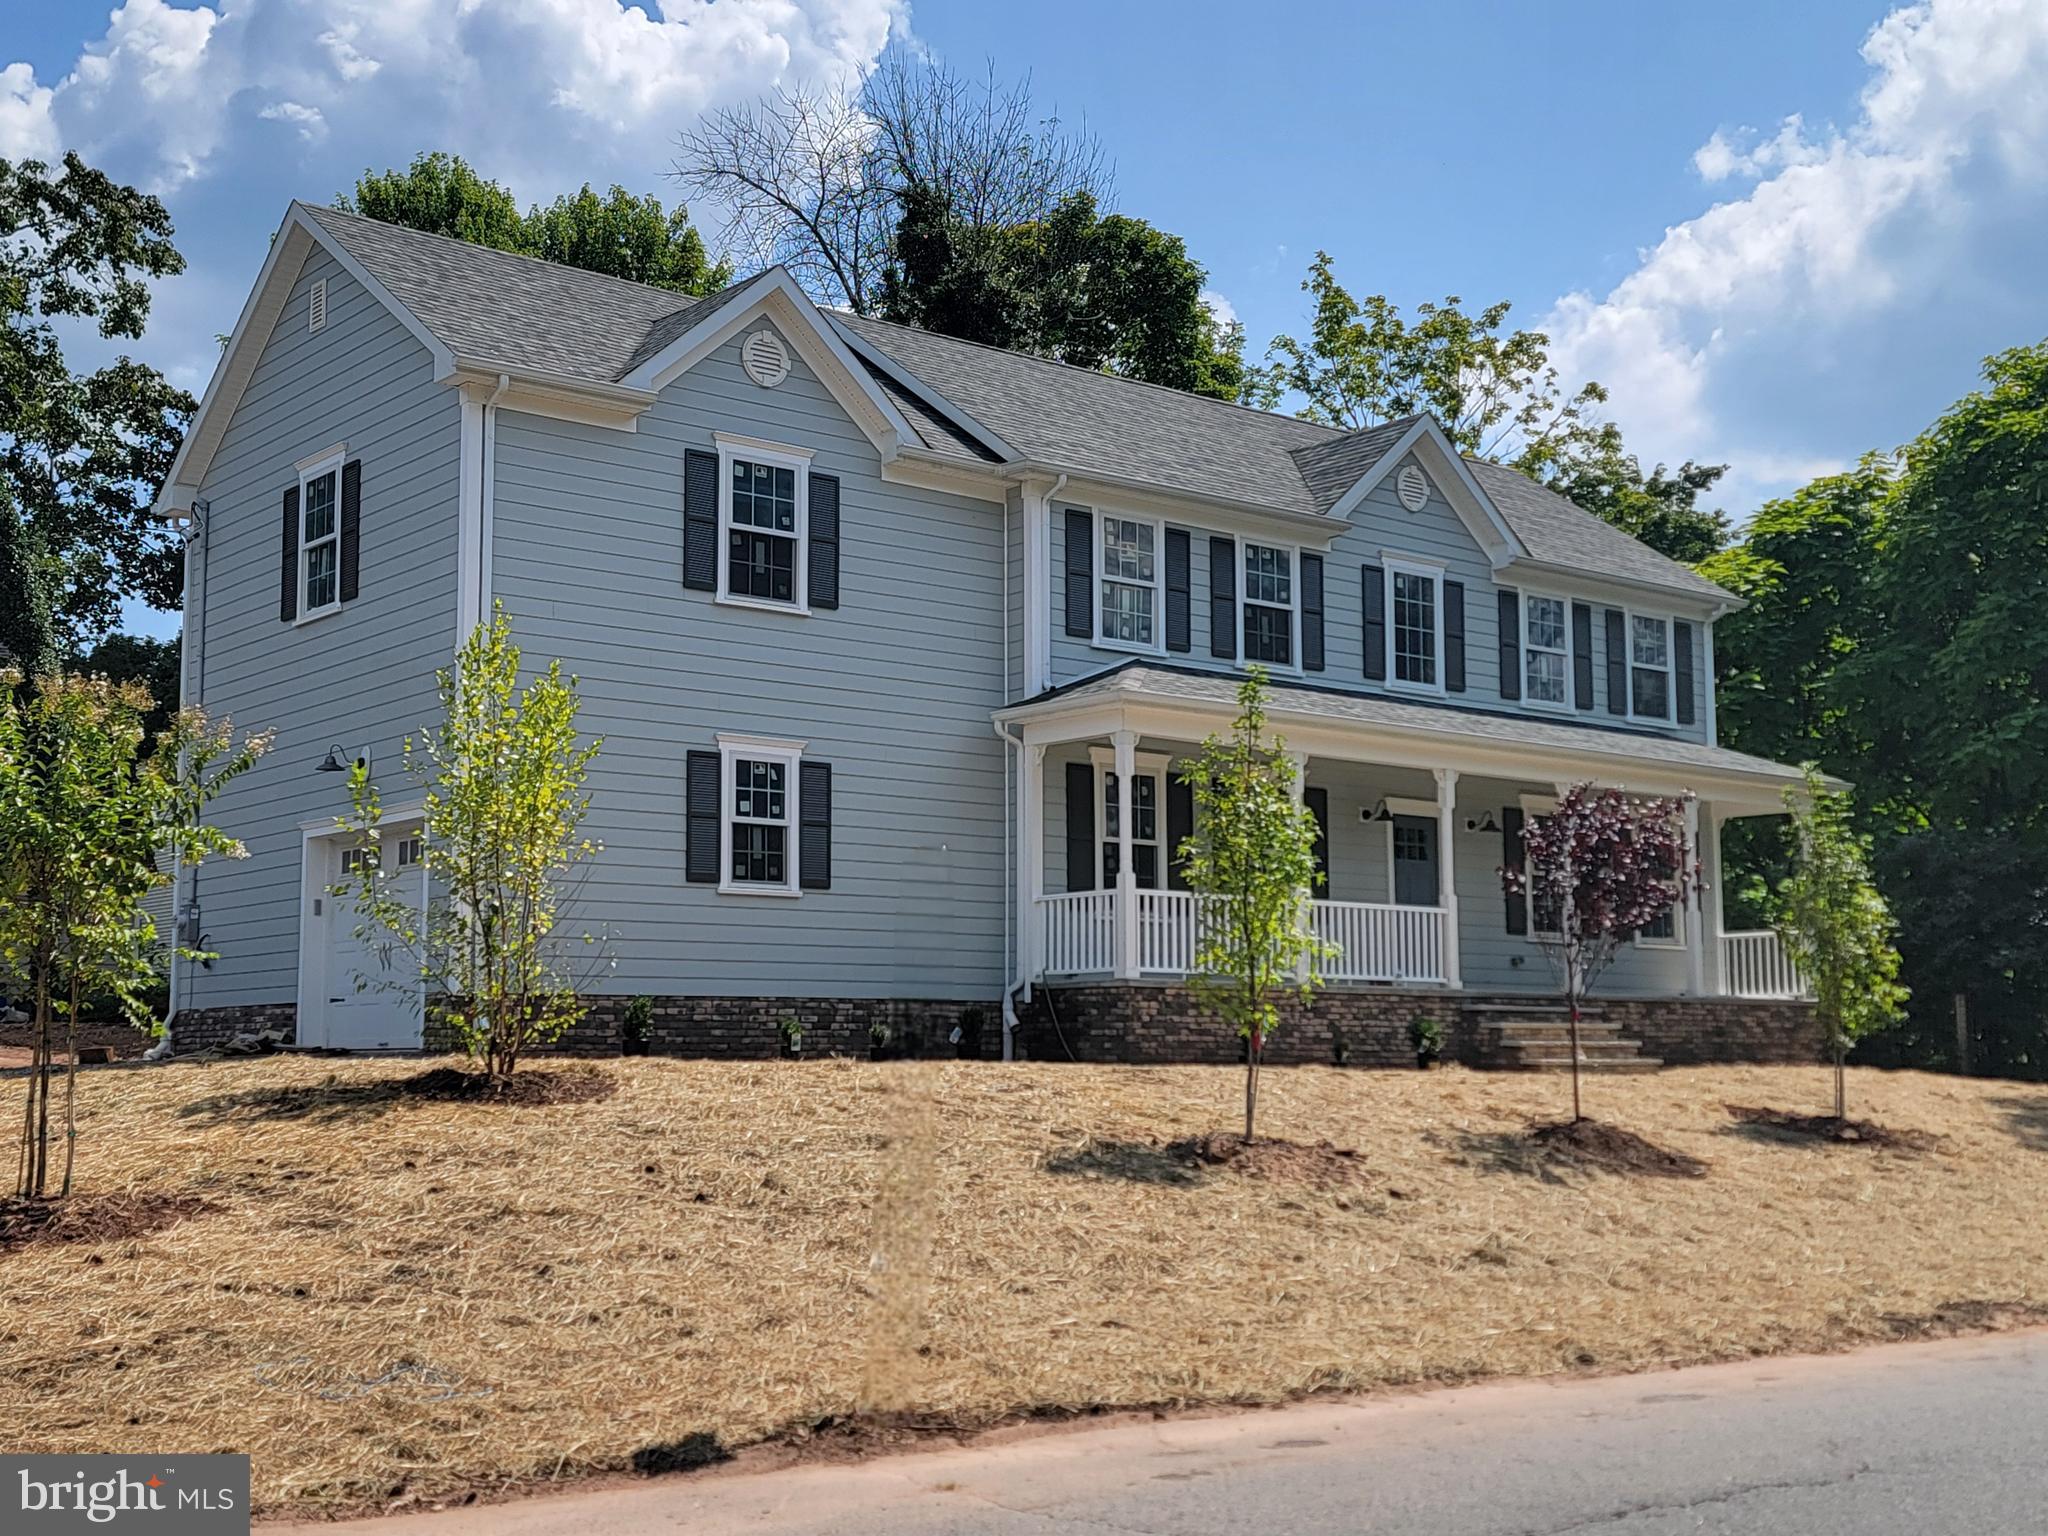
[741,329,790,388]
[1396,463,1430,512]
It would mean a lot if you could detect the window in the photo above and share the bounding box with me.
[718,737,804,895]
[1521,797,1562,939]
[394,834,423,869]
[1241,542,1295,666]
[1097,514,1161,650]
[1523,594,1570,707]
[1093,750,1170,889]
[298,449,344,620]
[716,438,809,612]
[1629,613,1673,721]
[1387,560,1442,690]
[1635,830,1684,948]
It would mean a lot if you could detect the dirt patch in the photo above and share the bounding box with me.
[1725,1105,1940,1152]
[0,1193,212,1255]
[1168,1131,1373,1187]
[1528,1119,1710,1180]
[399,1066,617,1107]
[1876,1299,2048,1340]
[0,1018,151,1070]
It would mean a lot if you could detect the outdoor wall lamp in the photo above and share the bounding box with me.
[316,744,371,778]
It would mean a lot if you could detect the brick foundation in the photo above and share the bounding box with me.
[169,1003,298,1054]
[1017,983,1820,1068]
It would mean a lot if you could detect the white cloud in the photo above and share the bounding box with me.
[258,102,327,142]
[1200,287,1238,333]
[1547,0,2048,513]
[0,62,58,161]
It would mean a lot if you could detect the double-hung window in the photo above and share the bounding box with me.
[1094,749,1170,889]
[1241,542,1295,667]
[718,736,804,896]
[1387,559,1442,691]
[298,449,344,620]
[1097,514,1160,649]
[1629,613,1673,721]
[1521,797,1563,939]
[717,438,809,612]
[1523,593,1570,707]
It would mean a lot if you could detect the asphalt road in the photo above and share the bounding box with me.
[286,1331,2048,1535]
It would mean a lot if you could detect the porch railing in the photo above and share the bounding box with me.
[1039,891,1116,976]
[1722,930,1809,999]
[1312,900,1447,984]
[1038,891,1448,985]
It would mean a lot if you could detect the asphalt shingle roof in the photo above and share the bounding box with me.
[300,202,1729,602]
[1020,662,1806,787]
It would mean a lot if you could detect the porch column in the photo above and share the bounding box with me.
[1701,805,1728,996]
[1020,742,1045,990]
[1683,796,1706,996]
[1434,767,1462,989]
[1291,752,1312,984]
[1112,729,1139,979]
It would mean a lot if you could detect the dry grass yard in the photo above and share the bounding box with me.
[5,1055,2048,1518]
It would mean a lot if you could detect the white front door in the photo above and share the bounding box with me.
[318,827,425,1050]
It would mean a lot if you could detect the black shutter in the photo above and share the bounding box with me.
[1064,761,1096,891]
[1444,579,1465,692]
[1674,619,1696,726]
[1208,536,1237,659]
[1300,553,1326,672]
[808,473,839,610]
[1604,608,1628,715]
[1496,590,1519,701]
[1166,772,1194,891]
[683,450,718,591]
[1164,527,1191,653]
[799,760,832,889]
[1361,563,1386,680]
[685,750,721,883]
[1305,785,1330,891]
[278,484,299,622]
[1064,508,1093,639]
[1503,807,1527,935]
[1572,602,1595,710]
[338,459,362,604]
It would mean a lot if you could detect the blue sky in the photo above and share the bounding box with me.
[7,0,2045,641]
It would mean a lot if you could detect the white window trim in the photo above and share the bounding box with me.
[715,435,812,617]
[1634,897,1686,950]
[1090,508,1167,657]
[294,446,347,627]
[1625,610,1675,725]
[1383,555,1447,696]
[716,733,806,897]
[1518,792,1563,941]
[1235,537,1304,676]
[1520,590,1574,713]
[1089,746,1172,888]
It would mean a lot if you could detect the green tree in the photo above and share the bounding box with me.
[1778,767,1908,1119]
[0,482,60,676]
[336,607,606,1079]
[1178,669,1329,1142]
[1250,251,1615,470]
[72,632,180,739]
[0,673,265,1198]
[340,152,731,295]
[1843,341,2048,831]
[1547,449,1731,564]
[881,187,1245,400]
[1,153,196,637]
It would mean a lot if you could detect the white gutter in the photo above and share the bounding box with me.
[992,717,1027,1063]
[480,373,509,624]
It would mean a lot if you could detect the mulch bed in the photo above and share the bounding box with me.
[1530,1119,1710,1179]
[0,1193,213,1256]
[0,1018,151,1070]
[1168,1131,1374,1187]
[399,1066,617,1107]
[1725,1105,1940,1151]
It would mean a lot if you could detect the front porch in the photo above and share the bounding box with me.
[999,665,1815,1008]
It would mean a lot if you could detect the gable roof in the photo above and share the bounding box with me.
[172,201,1731,605]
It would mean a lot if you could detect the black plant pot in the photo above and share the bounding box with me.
[1417,1052,1441,1071]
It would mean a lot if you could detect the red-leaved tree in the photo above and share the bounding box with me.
[1502,783,1700,1121]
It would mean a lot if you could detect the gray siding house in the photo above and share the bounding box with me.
[155,203,1814,1062]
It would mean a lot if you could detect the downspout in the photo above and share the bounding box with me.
[1040,474,1067,695]
[994,717,1026,1062]
[153,498,209,1061]
[479,374,509,625]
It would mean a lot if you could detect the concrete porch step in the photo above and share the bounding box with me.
[1489,1053,1665,1074]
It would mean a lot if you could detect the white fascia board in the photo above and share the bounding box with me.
[1007,464,1341,543]
[619,268,917,459]
[1325,417,1526,565]
[1502,558,1738,618]
[823,315,1022,463]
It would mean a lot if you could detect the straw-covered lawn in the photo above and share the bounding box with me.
[6,1056,2048,1517]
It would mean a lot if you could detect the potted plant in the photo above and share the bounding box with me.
[622,995,653,1058]
[1332,1036,1351,1067]
[954,1005,986,1059]
[1409,1014,1445,1071]
[868,1020,893,1062]
[777,1014,804,1059]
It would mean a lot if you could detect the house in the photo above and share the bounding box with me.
[152,202,1817,1066]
